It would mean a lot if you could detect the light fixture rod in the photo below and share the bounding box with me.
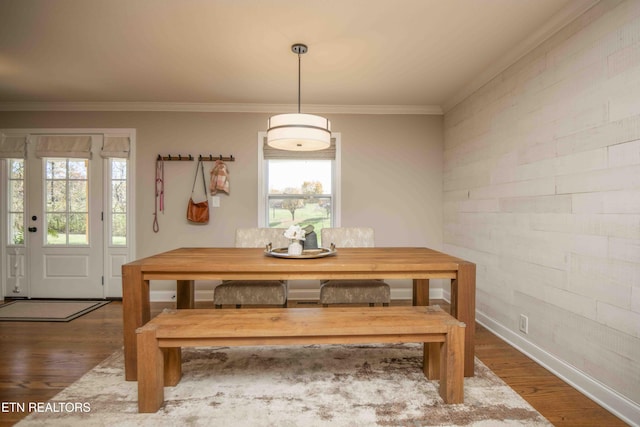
[291,43,307,114]
[297,52,301,113]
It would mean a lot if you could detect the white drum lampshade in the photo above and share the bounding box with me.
[266,113,331,151]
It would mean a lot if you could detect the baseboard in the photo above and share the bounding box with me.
[475,308,640,426]
[150,291,180,302]
[438,288,640,425]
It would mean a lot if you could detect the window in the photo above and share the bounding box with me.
[101,135,131,246]
[267,159,332,228]
[44,158,89,245]
[109,159,127,246]
[258,133,340,246]
[7,159,24,245]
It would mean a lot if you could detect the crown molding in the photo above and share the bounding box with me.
[0,102,442,115]
[306,104,443,115]
[0,1,599,118]
[442,0,601,113]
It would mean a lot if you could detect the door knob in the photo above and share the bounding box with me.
[28,227,37,232]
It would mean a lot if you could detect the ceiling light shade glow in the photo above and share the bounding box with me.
[266,43,333,151]
[267,113,331,151]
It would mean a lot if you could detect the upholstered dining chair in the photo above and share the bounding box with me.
[319,227,390,307]
[213,228,290,308]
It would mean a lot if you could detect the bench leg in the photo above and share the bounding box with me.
[423,342,441,380]
[163,347,182,386]
[439,325,464,404]
[137,328,164,413]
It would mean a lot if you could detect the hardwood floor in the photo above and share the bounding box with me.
[0,299,628,426]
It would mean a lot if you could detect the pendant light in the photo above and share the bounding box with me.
[266,43,331,151]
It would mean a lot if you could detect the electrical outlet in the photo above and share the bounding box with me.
[211,196,221,207]
[519,314,529,334]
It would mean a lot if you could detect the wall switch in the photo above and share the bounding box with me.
[211,196,221,207]
[519,314,529,334]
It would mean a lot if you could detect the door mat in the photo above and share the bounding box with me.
[0,300,110,322]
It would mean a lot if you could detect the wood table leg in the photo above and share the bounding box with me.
[176,280,195,309]
[412,279,430,306]
[452,262,476,377]
[123,264,150,381]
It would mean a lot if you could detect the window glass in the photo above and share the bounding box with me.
[45,158,89,245]
[110,159,127,246]
[266,159,333,245]
[8,159,25,245]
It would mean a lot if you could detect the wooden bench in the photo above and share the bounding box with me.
[136,306,466,413]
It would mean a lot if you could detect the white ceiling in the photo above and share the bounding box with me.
[0,0,597,113]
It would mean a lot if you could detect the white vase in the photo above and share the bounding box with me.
[288,240,303,256]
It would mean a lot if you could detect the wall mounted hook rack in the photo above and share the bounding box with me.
[157,154,236,162]
[157,154,235,162]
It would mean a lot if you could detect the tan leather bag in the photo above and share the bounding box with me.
[186,160,209,224]
[186,197,209,224]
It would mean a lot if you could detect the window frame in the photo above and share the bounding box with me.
[257,131,341,229]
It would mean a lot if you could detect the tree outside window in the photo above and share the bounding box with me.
[45,158,89,245]
[8,159,25,245]
[267,160,333,245]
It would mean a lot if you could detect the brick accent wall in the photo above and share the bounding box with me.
[443,0,639,405]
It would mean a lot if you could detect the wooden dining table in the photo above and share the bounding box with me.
[122,246,476,380]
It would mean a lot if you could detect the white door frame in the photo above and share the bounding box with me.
[0,128,136,299]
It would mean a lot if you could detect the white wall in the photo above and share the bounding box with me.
[443,0,640,419]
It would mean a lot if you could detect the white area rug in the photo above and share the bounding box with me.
[17,344,551,426]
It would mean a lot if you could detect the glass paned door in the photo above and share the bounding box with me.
[26,136,104,298]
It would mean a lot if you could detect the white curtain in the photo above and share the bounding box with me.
[35,135,92,159]
[0,135,27,158]
[101,136,130,159]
